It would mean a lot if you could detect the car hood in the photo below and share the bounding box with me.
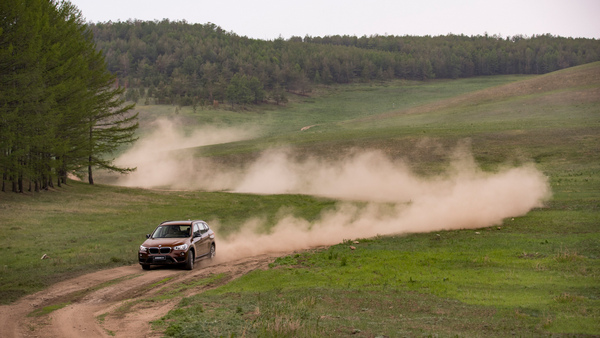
[141,238,187,247]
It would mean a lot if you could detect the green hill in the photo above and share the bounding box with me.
[184,61,599,174]
[1,64,598,336]
[122,62,600,336]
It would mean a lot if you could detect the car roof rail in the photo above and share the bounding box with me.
[160,220,203,225]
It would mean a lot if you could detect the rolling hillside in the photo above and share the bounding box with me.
[179,61,599,175]
[1,64,598,336]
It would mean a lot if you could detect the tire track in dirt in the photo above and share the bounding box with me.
[0,252,287,338]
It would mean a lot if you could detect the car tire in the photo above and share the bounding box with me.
[141,264,150,270]
[185,250,194,270]
[209,244,216,259]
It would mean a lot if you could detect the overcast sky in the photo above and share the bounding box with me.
[69,0,600,40]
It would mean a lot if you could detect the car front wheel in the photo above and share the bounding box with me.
[185,251,194,270]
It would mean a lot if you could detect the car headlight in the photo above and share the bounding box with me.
[140,245,148,253]
[174,244,188,251]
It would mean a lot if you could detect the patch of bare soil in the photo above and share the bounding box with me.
[0,252,287,338]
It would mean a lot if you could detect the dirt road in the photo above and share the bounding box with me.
[0,253,282,337]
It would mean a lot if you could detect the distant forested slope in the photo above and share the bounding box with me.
[89,20,600,106]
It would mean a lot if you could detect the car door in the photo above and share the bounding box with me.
[191,223,202,258]
[198,222,210,255]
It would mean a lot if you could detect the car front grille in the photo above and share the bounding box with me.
[149,247,171,254]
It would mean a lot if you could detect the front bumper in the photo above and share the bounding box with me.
[139,249,188,265]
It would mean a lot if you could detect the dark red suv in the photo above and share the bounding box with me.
[138,220,216,270]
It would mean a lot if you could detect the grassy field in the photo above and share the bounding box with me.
[0,185,335,303]
[1,62,599,336]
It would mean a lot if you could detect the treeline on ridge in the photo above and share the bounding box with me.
[0,0,138,193]
[90,19,600,107]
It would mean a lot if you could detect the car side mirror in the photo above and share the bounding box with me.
[193,232,201,238]
[146,234,151,239]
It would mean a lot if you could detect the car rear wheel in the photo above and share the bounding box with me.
[185,251,194,270]
[209,244,216,259]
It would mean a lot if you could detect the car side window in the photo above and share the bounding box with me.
[193,223,200,236]
[200,223,208,233]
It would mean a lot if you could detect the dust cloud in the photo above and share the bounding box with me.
[112,118,257,190]
[109,120,551,259]
[216,148,550,261]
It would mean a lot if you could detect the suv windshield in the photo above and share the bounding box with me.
[152,225,191,238]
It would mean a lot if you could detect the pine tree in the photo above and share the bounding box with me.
[0,0,138,191]
[84,47,138,185]
[0,0,46,192]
